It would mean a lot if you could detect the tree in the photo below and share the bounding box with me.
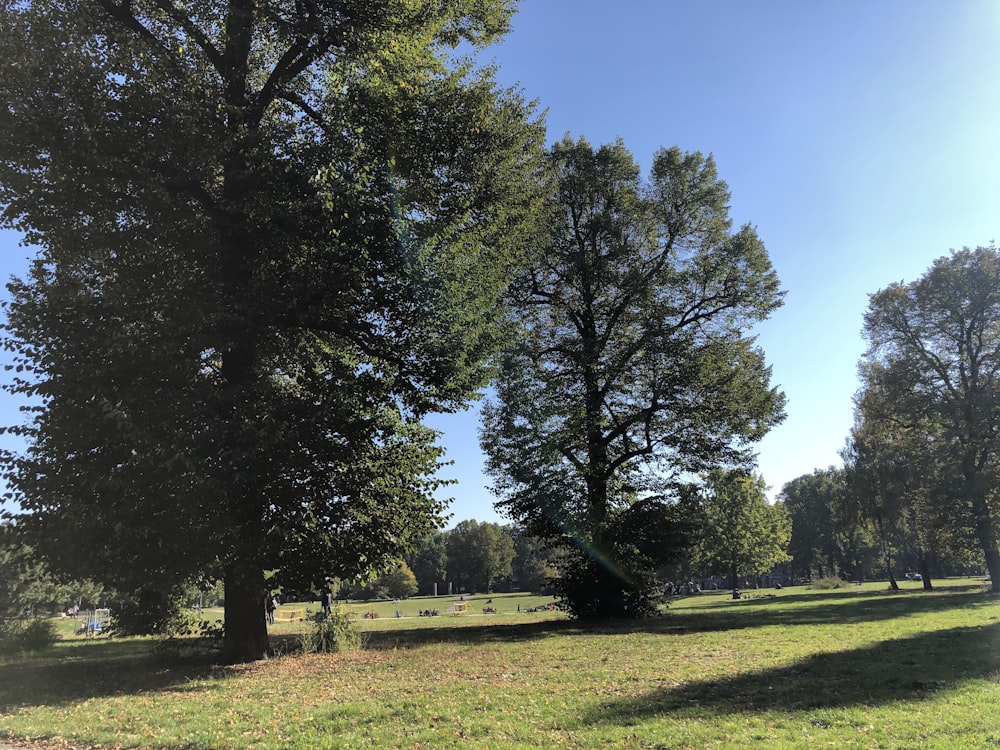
[694,469,790,592]
[780,468,849,579]
[481,137,785,617]
[861,246,1000,590]
[0,0,545,661]
[0,523,104,617]
[378,562,418,600]
[59,579,107,613]
[445,520,515,593]
[842,426,903,590]
[506,525,554,593]
[843,376,947,590]
[0,523,56,617]
[406,530,449,596]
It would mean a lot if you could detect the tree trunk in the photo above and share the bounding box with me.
[215,101,268,661]
[881,543,898,590]
[984,546,1000,595]
[875,516,898,590]
[222,561,269,663]
[952,457,1000,592]
[916,548,933,591]
[968,478,1000,593]
[880,542,898,590]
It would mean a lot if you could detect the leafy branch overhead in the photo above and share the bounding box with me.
[0,0,546,662]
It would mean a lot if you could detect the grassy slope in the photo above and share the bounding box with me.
[1,581,997,749]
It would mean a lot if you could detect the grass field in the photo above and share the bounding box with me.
[1,580,997,749]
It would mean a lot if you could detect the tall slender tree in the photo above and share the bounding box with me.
[481,137,785,617]
[0,0,545,661]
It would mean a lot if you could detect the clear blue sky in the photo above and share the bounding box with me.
[1,1,997,527]
[429,0,1000,524]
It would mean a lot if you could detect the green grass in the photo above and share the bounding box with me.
[1,581,997,749]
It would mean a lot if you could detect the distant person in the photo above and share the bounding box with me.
[266,591,278,624]
[321,589,333,617]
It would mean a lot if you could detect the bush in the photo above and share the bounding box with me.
[810,576,847,589]
[380,562,419,600]
[553,550,661,619]
[0,617,57,656]
[107,587,199,637]
[154,617,225,658]
[300,608,360,654]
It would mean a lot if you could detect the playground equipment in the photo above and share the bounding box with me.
[76,608,110,635]
[274,608,306,622]
[449,601,469,616]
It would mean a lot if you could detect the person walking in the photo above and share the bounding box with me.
[265,591,278,624]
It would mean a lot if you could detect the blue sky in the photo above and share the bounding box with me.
[428,0,1000,524]
[1,2,998,527]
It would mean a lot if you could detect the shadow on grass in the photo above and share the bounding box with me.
[1,587,992,712]
[360,587,994,650]
[361,617,587,650]
[579,622,1000,726]
[661,587,993,632]
[0,638,235,711]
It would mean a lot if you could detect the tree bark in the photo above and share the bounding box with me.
[982,543,1000,595]
[912,542,933,590]
[918,556,933,590]
[222,561,269,663]
[970,497,1000,593]
[964,464,1000,594]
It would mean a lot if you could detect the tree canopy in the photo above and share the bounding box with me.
[445,519,515,593]
[481,137,785,617]
[0,0,545,661]
[859,246,1000,590]
[779,467,849,579]
[694,469,790,590]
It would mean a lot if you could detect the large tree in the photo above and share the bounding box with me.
[445,519,514,593]
[780,468,849,579]
[406,530,448,596]
[0,523,56,618]
[694,469,790,592]
[0,0,544,661]
[861,246,1000,591]
[505,524,554,593]
[843,375,946,590]
[481,137,785,617]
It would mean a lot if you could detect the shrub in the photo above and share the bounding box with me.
[107,587,198,637]
[300,608,360,654]
[810,576,847,589]
[379,562,419,600]
[0,617,57,656]
[553,550,661,619]
[154,617,225,658]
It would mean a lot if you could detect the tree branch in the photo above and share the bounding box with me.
[151,0,224,72]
